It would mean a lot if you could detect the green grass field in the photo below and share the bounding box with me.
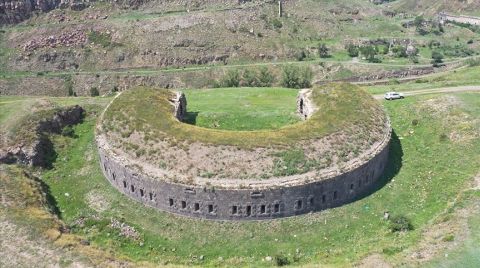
[183,87,299,131]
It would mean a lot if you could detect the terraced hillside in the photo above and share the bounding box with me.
[0,0,480,96]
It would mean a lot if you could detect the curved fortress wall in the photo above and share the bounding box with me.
[97,139,390,220]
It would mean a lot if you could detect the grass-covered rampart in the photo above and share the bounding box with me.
[101,83,387,148]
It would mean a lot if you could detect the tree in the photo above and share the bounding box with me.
[413,16,425,27]
[392,45,408,58]
[281,65,312,89]
[346,44,359,57]
[258,66,275,87]
[221,69,241,87]
[413,16,429,35]
[242,69,258,87]
[281,65,299,88]
[431,51,444,67]
[295,50,307,61]
[67,86,74,96]
[318,43,330,58]
[359,45,380,63]
[90,87,100,97]
[299,66,313,88]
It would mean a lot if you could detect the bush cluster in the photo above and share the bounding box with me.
[388,214,414,232]
[217,67,275,88]
[90,87,100,97]
[281,65,313,89]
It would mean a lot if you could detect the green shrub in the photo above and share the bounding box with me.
[281,65,312,89]
[443,234,455,242]
[439,133,449,142]
[382,246,404,255]
[346,44,359,57]
[359,45,381,63]
[221,69,241,87]
[271,18,283,29]
[388,215,414,232]
[90,87,100,97]
[410,55,419,64]
[274,255,290,266]
[258,66,275,87]
[431,51,444,67]
[318,43,330,58]
[392,45,408,58]
[242,69,258,87]
[295,50,307,61]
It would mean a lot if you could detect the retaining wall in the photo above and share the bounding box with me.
[96,135,390,220]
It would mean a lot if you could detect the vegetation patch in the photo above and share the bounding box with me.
[272,149,314,176]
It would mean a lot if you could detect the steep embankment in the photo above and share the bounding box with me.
[0,105,84,167]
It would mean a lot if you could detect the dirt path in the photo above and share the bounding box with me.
[373,85,480,100]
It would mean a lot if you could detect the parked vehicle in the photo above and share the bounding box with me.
[384,92,405,100]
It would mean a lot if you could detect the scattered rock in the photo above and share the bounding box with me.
[110,218,141,241]
[22,30,87,52]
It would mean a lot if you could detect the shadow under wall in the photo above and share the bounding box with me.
[354,130,404,202]
[183,111,199,125]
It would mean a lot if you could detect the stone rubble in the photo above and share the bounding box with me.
[22,30,87,52]
[110,218,141,240]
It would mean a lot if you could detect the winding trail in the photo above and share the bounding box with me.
[373,85,480,100]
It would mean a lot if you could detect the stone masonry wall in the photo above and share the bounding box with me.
[296,88,316,120]
[96,134,390,221]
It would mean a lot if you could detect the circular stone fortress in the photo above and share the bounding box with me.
[96,83,391,220]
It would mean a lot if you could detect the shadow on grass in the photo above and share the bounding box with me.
[26,171,62,218]
[353,130,403,202]
[37,135,57,170]
[183,111,199,125]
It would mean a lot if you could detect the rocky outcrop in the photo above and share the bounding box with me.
[22,30,87,52]
[0,0,63,24]
[37,105,85,133]
[0,105,85,167]
[170,91,187,121]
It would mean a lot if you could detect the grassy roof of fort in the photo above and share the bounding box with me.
[100,83,388,149]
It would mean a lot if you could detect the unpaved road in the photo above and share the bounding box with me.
[374,85,480,100]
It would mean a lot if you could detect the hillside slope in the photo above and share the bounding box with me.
[391,0,480,16]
